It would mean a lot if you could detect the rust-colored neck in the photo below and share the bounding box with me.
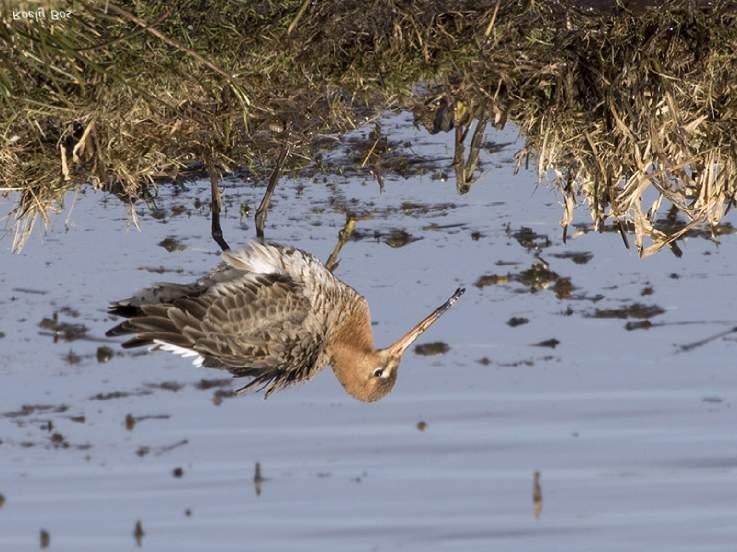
[328,303,380,401]
[328,296,375,360]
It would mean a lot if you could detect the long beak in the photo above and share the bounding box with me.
[385,287,465,357]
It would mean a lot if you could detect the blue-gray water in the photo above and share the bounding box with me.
[1,114,736,551]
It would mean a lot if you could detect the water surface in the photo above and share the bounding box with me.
[1,114,736,551]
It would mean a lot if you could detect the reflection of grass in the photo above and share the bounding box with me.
[2,1,737,255]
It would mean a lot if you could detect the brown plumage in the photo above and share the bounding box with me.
[106,241,464,402]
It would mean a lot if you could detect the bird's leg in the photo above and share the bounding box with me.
[209,166,230,251]
[255,139,291,240]
[324,213,357,273]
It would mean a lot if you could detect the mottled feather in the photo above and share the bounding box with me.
[106,242,354,396]
[103,240,455,403]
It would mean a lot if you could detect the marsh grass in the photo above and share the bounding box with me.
[1,0,736,255]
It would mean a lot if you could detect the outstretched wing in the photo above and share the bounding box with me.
[108,272,327,396]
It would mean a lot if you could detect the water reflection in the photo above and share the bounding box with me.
[39,529,50,549]
[134,521,144,547]
[532,471,543,519]
[254,462,264,497]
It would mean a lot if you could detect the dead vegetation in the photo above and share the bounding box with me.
[1,0,736,255]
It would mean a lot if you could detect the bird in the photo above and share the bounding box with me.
[106,241,464,402]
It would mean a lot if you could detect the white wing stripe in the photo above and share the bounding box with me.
[152,339,205,367]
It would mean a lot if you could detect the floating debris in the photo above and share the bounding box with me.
[58,307,80,317]
[157,237,187,252]
[150,207,167,220]
[477,357,492,366]
[136,447,150,458]
[63,350,82,365]
[154,440,188,456]
[211,389,238,406]
[416,420,428,432]
[507,317,529,327]
[144,381,185,392]
[498,359,535,368]
[350,228,422,248]
[677,325,737,353]
[550,251,593,265]
[414,342,449,356]
[532,339,560,349]
[38,314,88,342]
[92,390,128,401]
[641,286,654,296]
[515,263,560,292]
[194,378,232,390]
[96,346,114,363]
[591,304,665,320]
[552,277,574,300]
[134,520,144,547]
[421,222,467,232]
[138,266,186,275]
[510,226,551,251]
[90,390,152,401]
[474,274,510,288]
[128,414,171,430]
[400,201,456,215]
[625,320,653,331]
[12,287,48,295]
[3,404,69,419]
[383,229,421,248]
[254,462,264,497]
[240,202,250,221]
[351,471,368,484]
[532,471,543,519]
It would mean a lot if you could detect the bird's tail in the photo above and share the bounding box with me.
[106,282,205,349]
[107,283,204,318]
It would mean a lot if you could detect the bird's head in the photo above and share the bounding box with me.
[336,348,401,403]
[334,287,465,402]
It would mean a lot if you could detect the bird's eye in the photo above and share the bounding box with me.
[372,368,384,378]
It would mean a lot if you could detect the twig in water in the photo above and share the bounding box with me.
[256,137,291,240]
[677,325,737,353]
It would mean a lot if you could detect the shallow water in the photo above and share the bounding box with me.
[1,113,736,551]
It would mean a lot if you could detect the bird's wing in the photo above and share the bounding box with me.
[124,272,327,396]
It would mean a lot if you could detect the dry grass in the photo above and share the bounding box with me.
[1,0,736,255]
